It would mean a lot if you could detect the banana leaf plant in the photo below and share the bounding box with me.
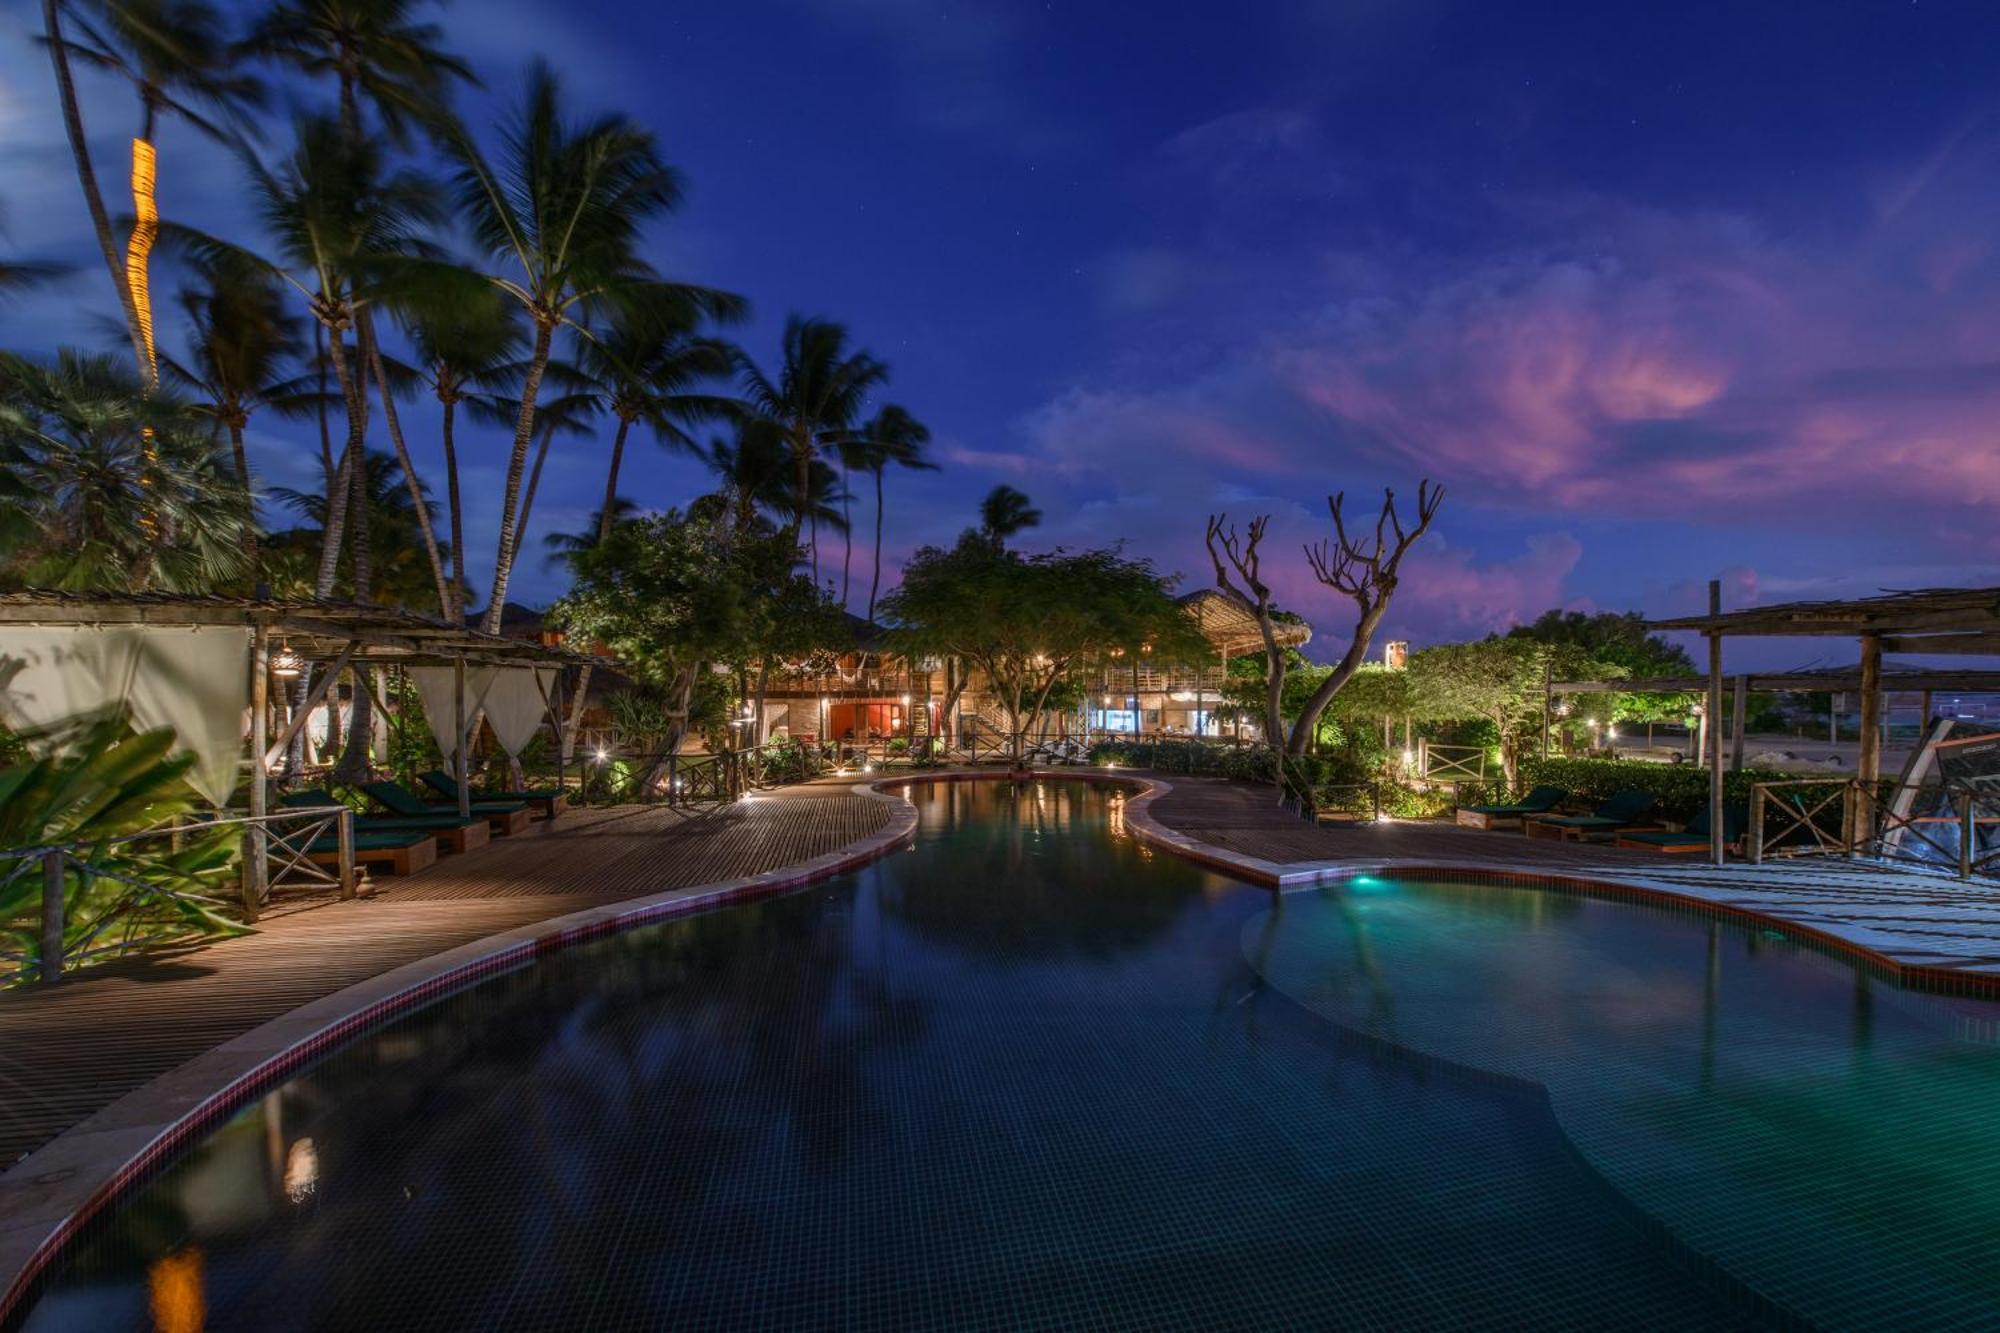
[1,710,248,985]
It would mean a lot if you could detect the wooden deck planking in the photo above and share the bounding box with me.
[0,787,890,1169]
[1146,775,2000,981]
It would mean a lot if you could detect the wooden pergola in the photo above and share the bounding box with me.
[0,592,591,911]
[1647,584,2000,864]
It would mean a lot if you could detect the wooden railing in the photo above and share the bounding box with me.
[1748,778,1998,880]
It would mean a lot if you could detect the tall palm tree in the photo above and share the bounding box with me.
[51,0,264,382]
[704,418,848,544]
[164,248,320,562]
[854,404,933,623]
[576,309,739,544]
[240,0,473,146]
[0,349,250,591]
[509,382,601,587]
[735,316,887,579]
[393,269,524,618]
[201,114,442,599]
[41,0,149,373]
[979,484,1041,545]
[268,449,449,610]
[445,60,743,632]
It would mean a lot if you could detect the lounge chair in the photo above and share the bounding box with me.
[280,788,492,855]
[1455,784,1567,830]
[1617,803,1749,855]
[1526,790,1661,842]
[303,827,438,877]
[361,780,532,837]
[418,768,567,819]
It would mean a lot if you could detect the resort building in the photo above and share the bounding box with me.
[752,590,1312,750]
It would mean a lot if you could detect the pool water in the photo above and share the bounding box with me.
[19,781,2000,1329]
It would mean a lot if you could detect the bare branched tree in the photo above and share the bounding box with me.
[1204,513,1287,748]
[1291,480,1443,754]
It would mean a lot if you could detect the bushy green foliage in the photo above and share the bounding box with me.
[1,713,247,984]
[1086,739,1369,789]
[1513,756,1795,822]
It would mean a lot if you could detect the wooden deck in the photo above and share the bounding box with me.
[0,785,890,1170]
[1145,776,2000,988]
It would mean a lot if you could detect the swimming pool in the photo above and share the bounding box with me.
[16,780,2000,1329]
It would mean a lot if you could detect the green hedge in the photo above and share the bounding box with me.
[1086,740,1368,789]
[1514,756,1800,822]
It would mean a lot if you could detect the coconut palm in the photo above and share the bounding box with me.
[444,60,744,632]
[0,349,250,592]
[734,316,887,578]
[704,418,848,544]
[979,484,1041,545]
[508,383,601,584]
[268,448,450,610]
[544,497,638,572]
[576,310,739,544]
[193,114,443,599]
[853,404,934,623]
[164,248,322,562]
[239,0,473,144]
[50,0,265,383]
[392,268,524,617]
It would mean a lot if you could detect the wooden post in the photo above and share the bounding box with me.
[244,626,269,922]
[1958,788,1975,881]
[1541,657,1553,758]
[40,849,65,982]
[1748,786,1766,865]
[1706,580,1725,867]
[1856,633,1882,853]
[1919,689,1933,742]
[1729,674,1748,772]
[453,653,471,820]
[336,808,356,899]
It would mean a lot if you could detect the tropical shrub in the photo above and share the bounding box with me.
[1513,756,1799,823]
[1,712,246,985]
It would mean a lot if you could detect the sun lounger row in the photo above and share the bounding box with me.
[283,776,566,878]
[1458,786,1747,854]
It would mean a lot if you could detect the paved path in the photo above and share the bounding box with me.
[0,787,890,1172]
[1142,776,2000,991]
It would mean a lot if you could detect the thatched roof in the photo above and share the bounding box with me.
[1177,589,1312,658]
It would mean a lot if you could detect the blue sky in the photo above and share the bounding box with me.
[5,0,2000,668]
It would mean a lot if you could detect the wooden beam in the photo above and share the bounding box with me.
[262,642,356,769]
[1880,632,2000,655]
[1707,580,1725,867]
[1730,673,1748,772]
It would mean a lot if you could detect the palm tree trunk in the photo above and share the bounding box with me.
[363,313,451,615]
[313,324,365,599]
[314,324,335,493]
[840,457,853,605]
[562,664,591,763]
[599,415,632,542]
[42,0,149,374]
[486,318,554,634]
[336,666,373,781]
[440,391,466,620]
[509,416,558,591]
[227,416,258,566]
[867,466,885,623]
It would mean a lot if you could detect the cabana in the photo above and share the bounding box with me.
[0,592,590,917]
[1648,584,2000,865]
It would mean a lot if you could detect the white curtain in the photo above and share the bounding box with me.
[0,625,252,805]
[483,668,555,759]
[407,664,496,774]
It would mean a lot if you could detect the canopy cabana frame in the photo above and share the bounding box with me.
[0,592,593,917]
[1648,585,2000,864]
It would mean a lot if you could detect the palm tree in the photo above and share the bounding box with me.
[240,0,473,146]
[51,0,264,382]
[393,269,524,618]
[735,316,887,579]
[164,248,320,563]
[854,404,933,623]
[576,309,739,544]
[980,484,1041,545]
[41,0,149,373]
[704,418,848,544]
[543,497,638,571]
[445,60,743,632]
[205,114,442,599]
[0,349,250,591]
[509,382,601,587]
[268,449,449,610]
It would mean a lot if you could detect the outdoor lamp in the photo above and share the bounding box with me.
[271,640,304,679]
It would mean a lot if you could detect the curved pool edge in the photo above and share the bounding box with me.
[0,781,918,1329]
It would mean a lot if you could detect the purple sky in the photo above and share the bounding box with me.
[4,1,1998,670]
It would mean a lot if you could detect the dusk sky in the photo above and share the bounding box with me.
[6,0,1999,667]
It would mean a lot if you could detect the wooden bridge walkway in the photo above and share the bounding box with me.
[0,786,890,1171]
